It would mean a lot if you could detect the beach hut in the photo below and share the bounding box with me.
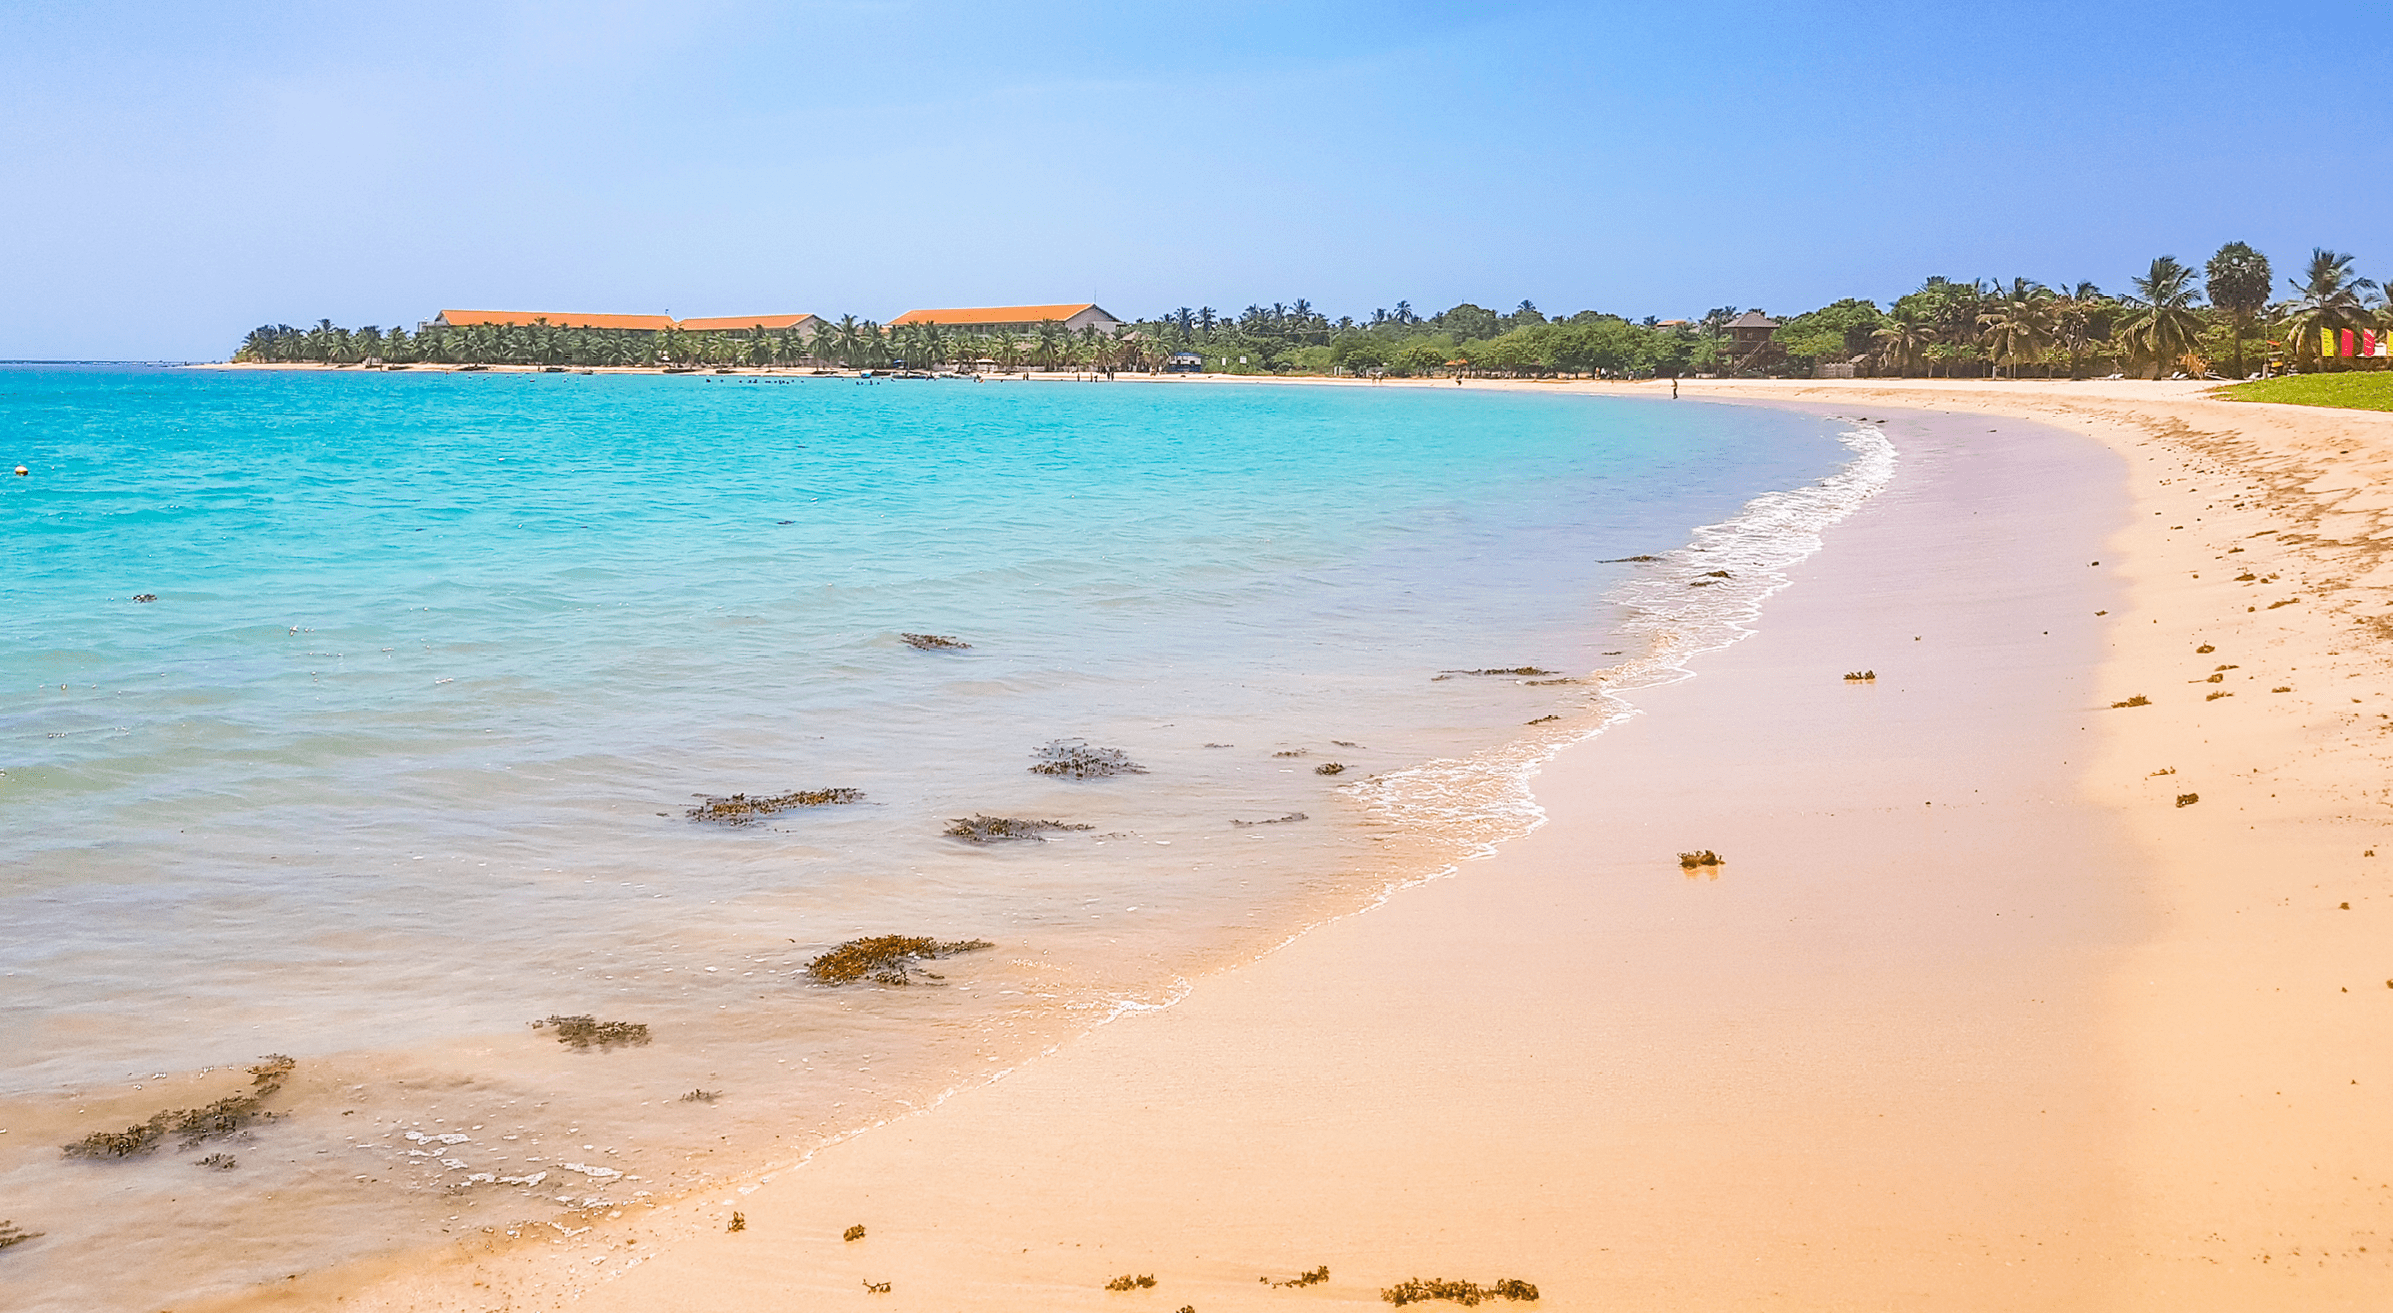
[1167,352,1203,373]
[1721,311,1784,373]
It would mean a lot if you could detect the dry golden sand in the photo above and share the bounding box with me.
[205,380,2387,1312]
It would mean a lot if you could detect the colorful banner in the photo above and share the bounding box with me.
[2323,327,2337,357]
[2341,329,2356,358]
[2366,330,2380,358]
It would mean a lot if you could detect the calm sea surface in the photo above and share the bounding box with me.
[0,367,1874,1309]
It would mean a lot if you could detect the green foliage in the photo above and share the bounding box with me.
[2210,372,2391,411]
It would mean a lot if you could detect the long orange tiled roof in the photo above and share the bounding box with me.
[677,314,822,332]
[887,303,1108,327]
[438,310,677,331]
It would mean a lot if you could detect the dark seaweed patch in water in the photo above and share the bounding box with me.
[686,788,863,825]
[1232,812,1308,827]
[1272,749,1310,757]
[0,1221,40,1251]
[805,936,993,986]
[534,1016,652,1050]
[1600,555,1662,563]
[1382,1277,1539,1306]
[1315,762,1346,776]
[1028,740,1147,778]
[62,1056,295,1160]
[945,814,1094,843]
[1441,667,1557,677]
[1526,715,1561,725]
[900,633,972,650]
[1332,740,1362,748]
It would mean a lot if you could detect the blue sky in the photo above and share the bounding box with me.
[2,0,2387,359]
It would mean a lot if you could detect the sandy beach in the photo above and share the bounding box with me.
[201,380,2388,1312]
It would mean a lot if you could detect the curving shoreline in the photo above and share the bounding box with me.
[199,380,2390,1312]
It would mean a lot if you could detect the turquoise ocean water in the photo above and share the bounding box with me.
[0,367,1875,1308]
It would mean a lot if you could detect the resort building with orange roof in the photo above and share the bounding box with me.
[887,303,1122,335]
[677,313,825,337]
[427,309,677,332]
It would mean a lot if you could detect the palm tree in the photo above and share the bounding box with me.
[1872,306,1930,376]
[2118,256,2206,378]
[2204,242,2272,380]
[2050,282,2112,379]
[1975,279,2053,378]
[2276,248,2379,370]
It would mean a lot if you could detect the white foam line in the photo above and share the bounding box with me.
[1353,419,1897,875]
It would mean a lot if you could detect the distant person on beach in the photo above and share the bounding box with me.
[1672,377,1679,398]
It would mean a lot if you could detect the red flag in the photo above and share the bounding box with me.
[2341,329,2355,357]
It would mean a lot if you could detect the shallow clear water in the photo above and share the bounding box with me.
[0,367,1859,1309]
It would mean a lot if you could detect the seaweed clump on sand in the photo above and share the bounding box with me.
[534,1015,652,1050]
[1105,1274,1159,1291]
[944,814,1094,843]
[0,1221,44,1251]
[2176,793,2200,808]
[900,633,971,650]
[62,1055,296,1160]
[686,788,864,825]
[1269,1265,1330,1288]
[195,1153,236,1170]
[1439,667,1557,678]
[845,1224,867,1242]
[1232,812,1308,827]
[680,1088,721,1103]
[805,935,993,986]
[1029,740,1147,779]
[1678,850,1723,870]
[1843,670,1876,682]
[1382,1277,1539,1306]
[2111,695,2150,708]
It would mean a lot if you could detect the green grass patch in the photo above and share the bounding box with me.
[2210,371,2391,411]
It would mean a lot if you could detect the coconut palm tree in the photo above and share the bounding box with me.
[2276,248,2379,370]
[1976,279,2053,378]
[2046,282,2111,379]
[1872,306,1930,377]
[2118,256,2206,378]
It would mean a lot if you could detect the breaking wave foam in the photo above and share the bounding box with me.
[1352,420,1897,866]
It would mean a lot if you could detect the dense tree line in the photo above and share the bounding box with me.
[237,244,2384,380]
[1131,245,2385,380]
[233,315,1174,372]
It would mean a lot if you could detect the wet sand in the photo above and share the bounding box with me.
[206,383,2390,1311]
